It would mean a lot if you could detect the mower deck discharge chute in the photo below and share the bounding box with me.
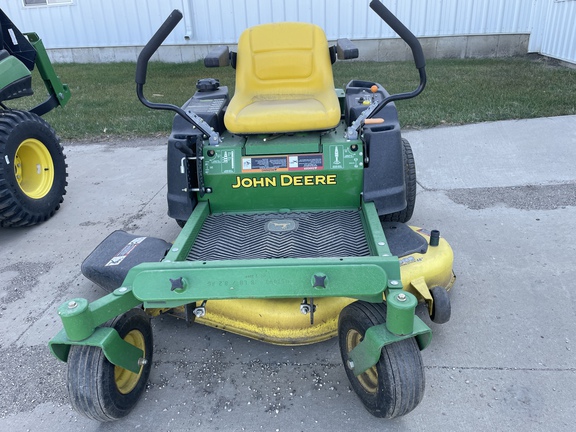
[50,0,455,421]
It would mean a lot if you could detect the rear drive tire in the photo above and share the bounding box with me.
[176,219,186,228]
[380,138,416,223]
[338,301,425,418]
[0,110,67,227]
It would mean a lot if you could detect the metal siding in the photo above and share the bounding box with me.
[527,0,548,52]
[187,0,532,42]
[3,0,532,47]
[539,0,576,63]
[2,0,187,49]
[5,0,574,63]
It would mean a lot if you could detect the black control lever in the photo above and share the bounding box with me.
[369,0,425,70]
[135,10,221,145]
[135,10,182,86]
[345,1,427,139]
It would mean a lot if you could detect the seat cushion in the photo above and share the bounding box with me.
[224,22,341,134]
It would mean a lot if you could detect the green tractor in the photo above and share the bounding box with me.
[50,0,455,421]
[0,9,70,227]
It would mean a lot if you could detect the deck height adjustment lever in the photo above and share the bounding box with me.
[193,300,208,318]
[300,298,317,325]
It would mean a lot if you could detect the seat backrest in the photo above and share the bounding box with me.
[236,22,334,98]
[224,22,341,134]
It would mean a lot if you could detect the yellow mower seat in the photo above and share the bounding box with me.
[224,22,341,134]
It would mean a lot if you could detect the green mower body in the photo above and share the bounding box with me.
[50,0,456,422]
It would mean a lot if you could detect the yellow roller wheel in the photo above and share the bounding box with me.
[345,328,379,394]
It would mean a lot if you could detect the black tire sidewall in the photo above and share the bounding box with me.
[98,309,153,419]
[401,138,417,222]
[0,111,66,225]
[430,286,451,324]
[379,138,416,223]
[338,302,387,414]
[67,308,153,421]
[338,301,424,418]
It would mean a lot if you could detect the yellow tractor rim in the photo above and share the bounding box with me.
[14,139,54,199]
[114,330,145,395]
[346,329,379,394]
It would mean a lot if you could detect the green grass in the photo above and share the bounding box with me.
[334,58,576,128]
[11,57,576,140]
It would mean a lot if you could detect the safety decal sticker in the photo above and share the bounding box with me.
[241,154,323,173]
[105,237,147,266]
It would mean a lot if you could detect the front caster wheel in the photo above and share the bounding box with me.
[67,308,153,421]
[430,286,451,324]
[338,301,425,418]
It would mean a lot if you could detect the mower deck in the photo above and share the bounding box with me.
[160,204,453,345]
[186,228,454,345]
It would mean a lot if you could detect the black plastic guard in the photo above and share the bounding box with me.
[0,74,33,102]
[382,222,428,257]
[81,231,171,292]
[345,80,407,216]
[0,9,37,70]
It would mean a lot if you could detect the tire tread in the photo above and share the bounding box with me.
[0,110,67,227]
[67,309,152,422]
[338,300,425,418]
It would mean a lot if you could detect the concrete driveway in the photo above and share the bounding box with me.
[1,116,575,431]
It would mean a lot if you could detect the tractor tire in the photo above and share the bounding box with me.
[0,110,67,227]
[67,308,153,422]
[338,301,425,418]
[380,138,416,223]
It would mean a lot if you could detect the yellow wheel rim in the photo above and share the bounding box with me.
[14,139,54,199]
[114,330,145,395]
[346,329,379,394]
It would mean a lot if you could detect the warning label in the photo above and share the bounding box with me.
[242,156,287,171]
[105,237,146,266]
[242,154,323,172]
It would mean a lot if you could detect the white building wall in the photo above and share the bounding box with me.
[2,0,574,64]
[3,0,187,48]
[4,0,532,47]
[187,0,533,42]
[529,0,576,65]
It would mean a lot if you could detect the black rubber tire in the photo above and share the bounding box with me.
[176,219,186,228]
[380,138,416,223]
[338,301,425,418]
[0,110,67,227]
[430,286,451,324]
[67,308,153,422]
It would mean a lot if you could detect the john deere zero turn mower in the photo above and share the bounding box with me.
[0,9,70,227]
[50,0,455,421]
